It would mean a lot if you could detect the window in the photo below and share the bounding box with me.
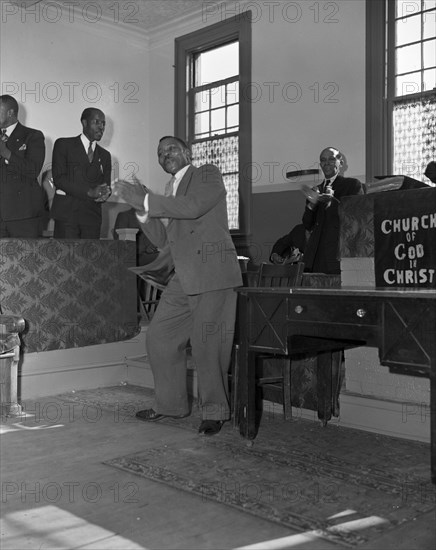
[366,0,436,183]
[175,15,252,247]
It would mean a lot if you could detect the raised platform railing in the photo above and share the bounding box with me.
[0,315,25,417]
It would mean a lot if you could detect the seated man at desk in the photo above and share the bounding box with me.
[301,147,363,274]
[270,223,309,264]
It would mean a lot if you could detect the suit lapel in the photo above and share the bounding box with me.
[94,144,103,164]
[74,135,89,164]
[175,165,194,196]
[94,144,105,174]
[8,122,26,152]
[164,166,193,228]
[332,175,343,191]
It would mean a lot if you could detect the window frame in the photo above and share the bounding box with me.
[366,0,436,181]
[174,14,252,250]
[366,0,388,180]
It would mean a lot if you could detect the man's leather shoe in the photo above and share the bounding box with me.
[136,408,189,422]
[198,420,224,436]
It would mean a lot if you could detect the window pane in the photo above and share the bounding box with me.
[393,94,436,182]
[211,85,226,109]
[227,105,239,128]
[423,67,436,90]
[396,72,422,95]
[396,14,422,46]
[195,42,239,86]
[211,108,225,132]
[223,173,240,230]
[191,135,240,230]
[195,112,209,135]
[397,43,422,73]
[396,0,421,18]
[424,39,436,66]
[226,81,239,105]
[423,9,436,38]
[195,90,209,112]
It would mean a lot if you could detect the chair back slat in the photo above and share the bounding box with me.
[137,277,165,321]
[257,262,305,288]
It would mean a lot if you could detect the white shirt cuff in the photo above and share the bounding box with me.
[136,194,149,223]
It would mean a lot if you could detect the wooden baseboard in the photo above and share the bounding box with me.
[18,328,147,400]
[17,328,430,443]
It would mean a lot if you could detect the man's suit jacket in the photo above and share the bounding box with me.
[302,175,363,274]
[0,122,45,222]
[270,223,308,262]
[139,164,242,295]
[50,136,111,227]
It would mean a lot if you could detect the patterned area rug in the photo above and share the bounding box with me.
[57,385,435,548]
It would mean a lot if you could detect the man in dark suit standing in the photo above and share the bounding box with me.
[0,95,45,238]
[302,147,363,274]
[114,136,242,436]
[51,108,111,239]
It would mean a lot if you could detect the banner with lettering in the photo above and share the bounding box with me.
[374,188,436,288]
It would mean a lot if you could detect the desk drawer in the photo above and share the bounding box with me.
[288,296,379,326]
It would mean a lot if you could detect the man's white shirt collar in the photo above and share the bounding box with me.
[171,164,190,196]
[3,122,18,137]
[137,164,191,224]
[322,172,339,186]
[81,134,95,151]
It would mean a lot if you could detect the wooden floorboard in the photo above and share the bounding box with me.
[1,386,434,550]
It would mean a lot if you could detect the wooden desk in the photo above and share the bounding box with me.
[235,286,436,482]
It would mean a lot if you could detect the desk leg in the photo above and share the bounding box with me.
[238,346,257,439]
[237,294,257,440]
[317,351,332,426]
[431,366,436,484]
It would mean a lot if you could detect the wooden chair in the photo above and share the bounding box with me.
[231,262,305,426]
[257,261,305,288]
[136,275,165,321]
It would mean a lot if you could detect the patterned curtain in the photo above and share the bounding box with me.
[393,95,436,184]
[192,136,239,230]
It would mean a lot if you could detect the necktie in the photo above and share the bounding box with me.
[0,129,7,160]
[87,141,94,163]
[162,176,176,227]
[165,176,176,197]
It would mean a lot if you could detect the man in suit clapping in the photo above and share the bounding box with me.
[301,147,363,274]
[50,108,111,239]
[114,136,242,436]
